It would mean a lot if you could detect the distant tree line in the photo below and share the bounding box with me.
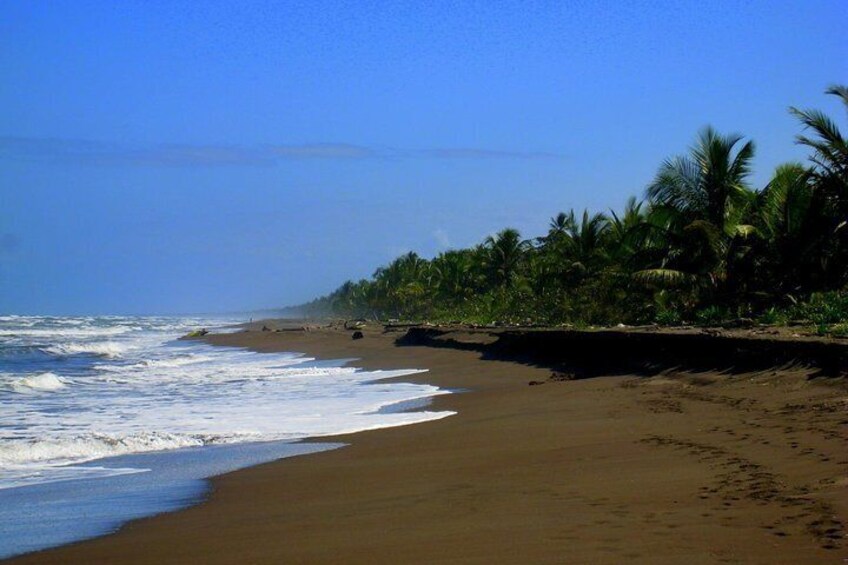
[290,86,848,333]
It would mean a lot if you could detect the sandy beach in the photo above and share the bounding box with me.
[8,322,847,564]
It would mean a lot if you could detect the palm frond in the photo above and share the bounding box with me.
[632,268,693,287]
[734,224,757,238]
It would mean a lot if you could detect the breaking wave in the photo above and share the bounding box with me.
[0,431,243,468]
[43,342,129,358]
[0,315,454,491]
[5,372,69,393]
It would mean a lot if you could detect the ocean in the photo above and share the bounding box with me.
[0,315,454,558]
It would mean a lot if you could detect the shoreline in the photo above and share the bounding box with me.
[0,438,345,560]
[8,322,847,563]
[0,327,450,560]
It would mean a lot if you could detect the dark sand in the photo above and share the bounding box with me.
[9,323,847,564]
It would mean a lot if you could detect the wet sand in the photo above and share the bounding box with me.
[9,323,847,564]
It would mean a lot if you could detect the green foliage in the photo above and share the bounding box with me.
[654,309,683,326]
[757,307,788,325]
[290,86,848,329]
[790,292,848,325]
[827,323,848,338]
[695,305,732,326]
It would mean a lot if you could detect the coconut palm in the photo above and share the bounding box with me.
[431,249,484,302]
[757,165,813,239]
[609,197,646,242]
[372,252,431,318]
[632,205,711,287]
[484,228,530,288]
[790,85,848,191]
[790,85,848,288]
[564,209,609,273]
[548,211,575,240]
[647,126,756,235]
[534,211,574,250]
[641,127,757,292]
[330,280,359,316]
[744,163,819,295]
[607,197,650,268]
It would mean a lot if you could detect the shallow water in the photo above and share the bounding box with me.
[0,439,344,558]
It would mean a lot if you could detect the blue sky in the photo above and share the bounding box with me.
[1,0,845,315]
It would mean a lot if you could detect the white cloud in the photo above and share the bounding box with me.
[433,228,451,249]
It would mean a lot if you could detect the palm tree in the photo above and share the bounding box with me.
[632,205,712,288]
[566,209,609,270]
[607,197,649,268]
[330,280,359,316]
[747,163,818,295]
[790,85,848,288]
[431,250,484,302]
[483,228,529,288]
[535,211,575,249]
[647,126,755,235]
[372,252,431,318]
[549,211,575,239]
[641,127,757,294]
[609,197,645,241]
[790,85,848,191]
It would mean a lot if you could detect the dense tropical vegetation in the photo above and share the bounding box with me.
[290,86,848,333]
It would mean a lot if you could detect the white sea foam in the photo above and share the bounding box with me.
[0,465,147,490]
[92,354,215,372]
[138,354,214,368]
[43,341,130,358]
[6,372,69,393]
[0,431,216,467]
[0,326,138,338]
[0,315,455,490]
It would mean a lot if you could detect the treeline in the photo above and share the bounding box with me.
[292,86,848,331]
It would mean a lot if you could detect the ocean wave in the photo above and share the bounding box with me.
[92,353,314,381]
[0,315,456,493]
[6,372,69,393]
[0,465,147,491]
[0,326,140,339]
[0,431,261,471]
[43,342,129,358]
[135,354,215,369]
